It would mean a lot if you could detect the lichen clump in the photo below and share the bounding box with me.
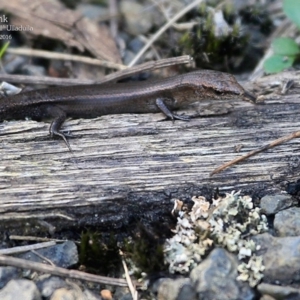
[164,191,268,287]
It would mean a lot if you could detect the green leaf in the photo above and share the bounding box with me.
[264,55,295,74]
[272,37,300,55]
[0,41,10,59]
[283,0,300,28]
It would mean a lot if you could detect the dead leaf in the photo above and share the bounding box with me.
[1,0,121,63]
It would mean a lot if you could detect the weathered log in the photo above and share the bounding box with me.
[1,71,300,233]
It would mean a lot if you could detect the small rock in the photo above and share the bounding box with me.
[21,65,46,77]
[253,233,300,283]
[120,293,133,300]
[3,55,28,74]
[128,37,145,53]
[114,286,131,300]
[83,289,102,300]
[260,194,293,215]
[120,0,154,35]
[122,50,136,65]
[0,279,41,300]
[0,267,20,289]
[274,207,300,236]
[19,241,78,268]
[100,289,113,300]
[157,278,196,300]
[50,287,84,300]
[190,248,255,300]
[257,282,300,299]
[36,275,68,298]
[259,295,276,300]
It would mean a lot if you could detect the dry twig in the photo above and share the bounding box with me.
[6,48,126,70]
[120,250,138,300]
[9,235,71,243]
[211,130,300,175]
[98,55,193,84]
[0,55,192,86]
[0,254,129,287]
[0,241,56,255]
[128,0,203,66]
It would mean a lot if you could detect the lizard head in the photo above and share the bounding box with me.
[181,70,256,103]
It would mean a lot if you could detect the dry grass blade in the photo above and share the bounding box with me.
[0,254,129,287]
[0,55,192,86]
[119,250,138,300]
[0,241,56,255]
[98,55,193,84]
[128,0,203,66]
[211,130,300,175]
[6,48,126,70]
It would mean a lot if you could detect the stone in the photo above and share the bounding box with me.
[0,267,20,289]
[50,288,82,300]
[19,241,78,268]
[157,278,196,300]
[83,289,102,300]
[274,207,300,236]
[120,0,154,35]
[0,279,41,300]
[260,194,293,215]
[36,275,68,298]
[253,233,300,283]
[190,248,254,300]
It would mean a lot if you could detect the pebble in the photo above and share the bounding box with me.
[36,275,69,298]
[259,295,276,300]
[0,267,20,289]
[0,279,41,300]
[157,278,196,300]
[120,0,154,35]
[274,207,300,236]
[50,287,83,300]
[190,248,255,300]
[114,286,132,300]
[100,289,113,300]
[83,289,103,300]
[260,194,293,215]
[120,293,133,300]
[21,65,46,77]
[253,233,300,283]
[18,241,78,268]
[128,37,145,53]
[3,55,28,74]
[122,50,136,66]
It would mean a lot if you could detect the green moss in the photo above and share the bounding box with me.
[123,224,168,276]
[79,231,121,275]
[178,2,272,72]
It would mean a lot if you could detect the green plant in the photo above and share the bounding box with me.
[264,0,300,73]
[79,231,121,275]
[0,41,10,59]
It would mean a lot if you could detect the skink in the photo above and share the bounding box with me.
[0,70,255,150]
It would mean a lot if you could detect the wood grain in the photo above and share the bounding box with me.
[1,71,300,232]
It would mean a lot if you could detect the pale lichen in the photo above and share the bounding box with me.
[237,255,265,287]
[164,191,268,287]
